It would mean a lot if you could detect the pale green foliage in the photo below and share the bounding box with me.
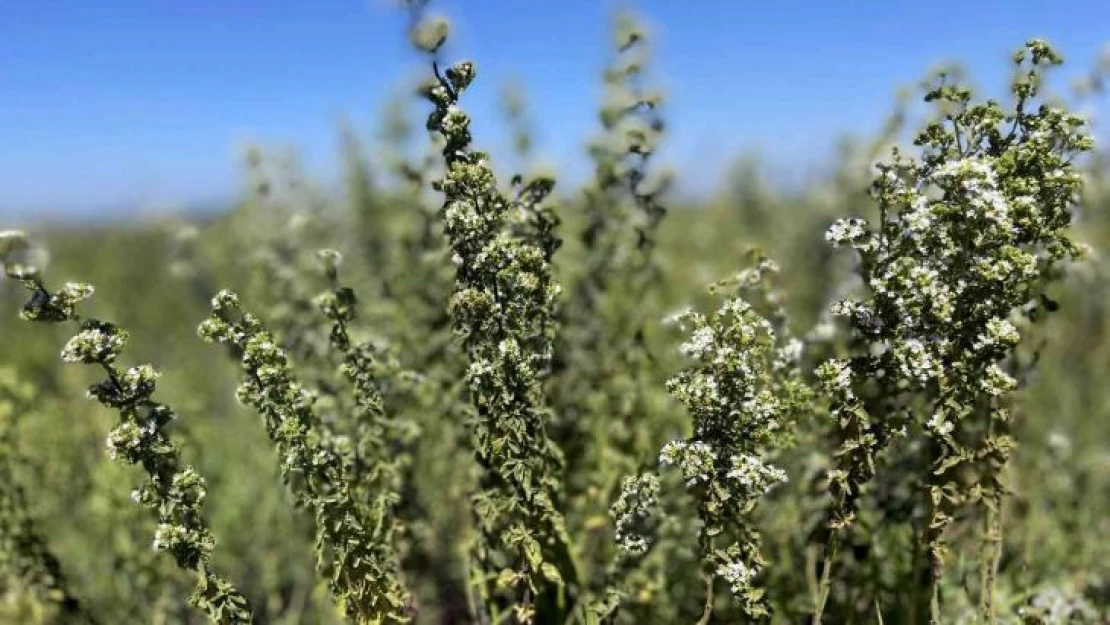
[200,289,412,624]
[0,369,94,624]
[557,9,671,492]
[548,14,680,617]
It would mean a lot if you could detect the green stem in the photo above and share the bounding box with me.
[696,572,715,625]
[812,532,840,625]
[929,577,941,625]
[979,495,1002,625]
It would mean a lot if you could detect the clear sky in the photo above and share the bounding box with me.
[2,0,1109,221]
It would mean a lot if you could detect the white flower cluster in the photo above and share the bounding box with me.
[926,412,955,436]
[662,306,696,327]
[725,453,788,496]
[659,440,717,487]
[440,106,471,138]
[59,281,95,304]
[740,389,781,426]
[152,522,202,554]
[933,158,1019,238]
[610,474,660,556]
[972,250,1038,283]
[716,558,758,596]
[894,338,941,384]
[120,364,160,398]
[865,260,956,326]
[824,115,1081,413]
[679,325,716,359]
[667,372,725,412]
[903,195,932,234]
[654,267,809,617]
[773,338,803,371]
[816,359,853,397]
[829,299,861,319]
[211,289,240,311]
[61,325,127,364]
[981,363,1018,397]
[825,218,871,249]
[105,421,145,462]
[465,358,496,393]
[442,200,487,239]
[171,466,209,506]
[973,317,1021,351]
[721,297,766,331]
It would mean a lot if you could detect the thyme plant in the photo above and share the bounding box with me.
[314,250,414,608]
[200,288,412,624]
[408,10,579,620]
[815,40,1093,624]
[616,256,812,622]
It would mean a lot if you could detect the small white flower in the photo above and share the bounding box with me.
[829,300,860,318]
[927,412,955,436]
[105,422,144,461]
[726,453,788,495]
[663,307,696,327]
[61,326,127,364]
[773,338,803,370]
[716,558,757,595]
[981,364,1018,397]
[817,359,853,393]
[659,440,717,487]
[610,474,660,556]
[679,326,716,359]
[825,218,869,248]
[895,339,940,383]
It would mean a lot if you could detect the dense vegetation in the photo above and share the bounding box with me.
[2,3,1109,624]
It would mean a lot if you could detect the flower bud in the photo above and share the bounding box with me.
[0,230,28,259]
[410,15,450,53]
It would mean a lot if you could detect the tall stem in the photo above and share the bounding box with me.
[928,546,943,625]
[697,572,715,625]
[979,494,1002,625]
[811,532,840,625]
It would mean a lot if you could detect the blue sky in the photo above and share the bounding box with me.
[2,0,1109,220]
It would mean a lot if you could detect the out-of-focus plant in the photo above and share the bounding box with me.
[0,367,95,624]
[3,232,253,624]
